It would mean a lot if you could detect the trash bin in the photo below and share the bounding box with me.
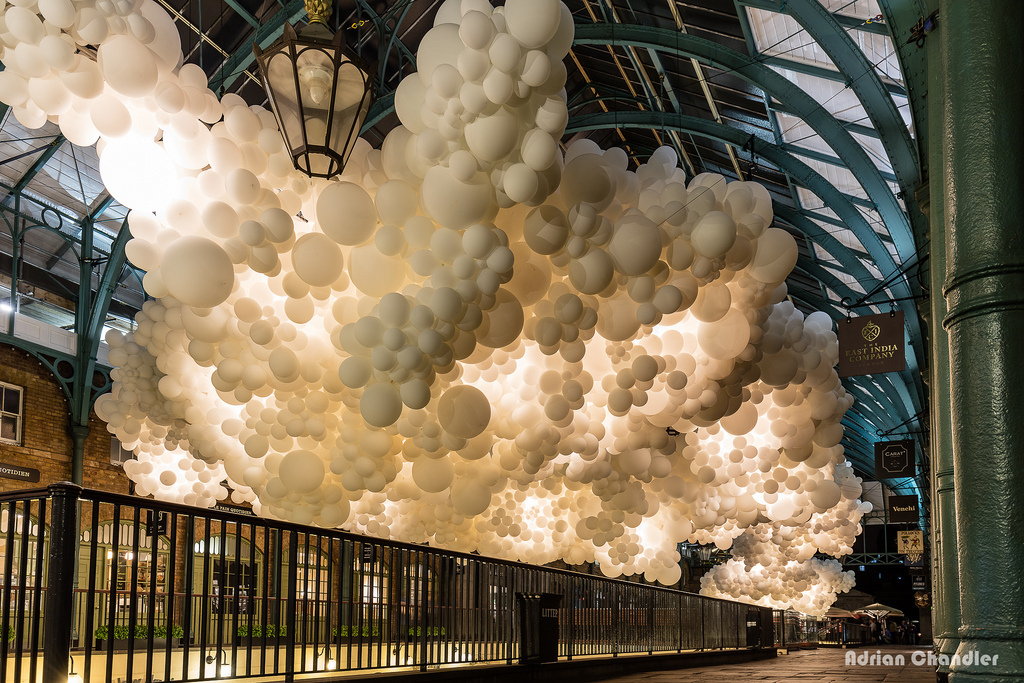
[516,592,562,664]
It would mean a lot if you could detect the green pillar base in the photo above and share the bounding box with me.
[949,630,1024,681]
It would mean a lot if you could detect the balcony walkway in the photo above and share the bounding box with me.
[599,646,938,682]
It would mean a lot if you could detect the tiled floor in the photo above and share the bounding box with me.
[598,647,938,682]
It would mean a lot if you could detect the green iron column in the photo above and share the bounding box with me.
[941,0,1024,679]
[925,0,959,668]
[71,217,94,485]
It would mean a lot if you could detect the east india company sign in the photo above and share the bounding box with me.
[838,311,906,378]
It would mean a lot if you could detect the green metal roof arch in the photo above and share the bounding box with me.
[782,0,920,195]
[774,206,876,287]
[571,22,918,270]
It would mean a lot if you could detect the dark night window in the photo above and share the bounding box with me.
[110,437,133,466]
[0,383,23,445]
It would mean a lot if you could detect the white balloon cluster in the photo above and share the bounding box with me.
[702,555,856,616]
[699,461,868,614]
[0,0,870,610]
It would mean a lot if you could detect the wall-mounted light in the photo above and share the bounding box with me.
[68,655,82,683]
[319,644,336,670]
[205,648,231,678]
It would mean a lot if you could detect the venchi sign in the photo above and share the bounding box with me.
[838,311,906,377]
[889,495,920,523]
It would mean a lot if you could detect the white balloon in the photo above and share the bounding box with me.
[279,450,325,494]
[438,385,491,438]
[504,0,561,49]
[360,382,403,428]
[349,244,408,297]
[291,233,344,288]
[421,165,493,230]
[98,35,159,98]
[99,137,176,212]
[317,181,378,245]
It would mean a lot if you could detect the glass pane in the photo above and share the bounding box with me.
[2,387,18,414]
[328,61,370,164]
[1,415,16,441]
[266,50,304,155]
[296,46,336,150]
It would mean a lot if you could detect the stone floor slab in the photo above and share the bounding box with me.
[597,647,937,683]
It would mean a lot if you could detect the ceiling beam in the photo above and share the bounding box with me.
[571,23,918,276]
[759,55,907,98]
[735,0,893,36]
[781,0,920,222]
[782,142,898,184]
[209,0,306,93]
[769,101,882,140]
[45,194,115,270]
[1,135,65,206]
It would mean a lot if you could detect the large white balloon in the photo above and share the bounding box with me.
[317,181,378,245]
[161,237,235,308]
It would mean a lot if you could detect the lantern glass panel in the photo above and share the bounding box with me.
[264,49,304,154]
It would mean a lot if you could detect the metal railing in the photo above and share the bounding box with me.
[773,610,819,649]
[1,483,775,683]
[818,621,871,647]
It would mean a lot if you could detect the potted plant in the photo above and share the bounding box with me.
[332,624,381,641]
[95,624,184,651]
[237,623,288,646]
[152,624,185,648]
[407,626,446,640]
[95,624,146,651]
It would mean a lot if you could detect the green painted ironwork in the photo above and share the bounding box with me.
[940,0,1024,676]
[736,0,894,36]
[209,0,306,91]
[570,23,917,270]
[919,0,958,665]
[760,54,908,97]
[782,0,919,196]
[1,135,66,205]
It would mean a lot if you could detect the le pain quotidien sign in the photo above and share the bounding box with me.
[0,463,40,483]
[838,311,906,378]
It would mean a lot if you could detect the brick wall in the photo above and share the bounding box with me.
[0,343,129,495]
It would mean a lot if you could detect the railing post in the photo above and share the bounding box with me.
[567,575,574,660]
[611,583,619,657]
[700,599,705,651]
[284,532,298,682]
[505,565,514,665]
[42,483,81,683]
[677,594,682,652]
[647,590,653,655]
[419,553,429,671]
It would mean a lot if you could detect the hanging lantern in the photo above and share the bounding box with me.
[696,544,716,565]
[253,0,374,179]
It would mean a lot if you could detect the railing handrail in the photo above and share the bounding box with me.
[9,482,748,605]
[0,483,776,683]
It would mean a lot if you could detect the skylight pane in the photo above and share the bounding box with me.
[747,8,839,72]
